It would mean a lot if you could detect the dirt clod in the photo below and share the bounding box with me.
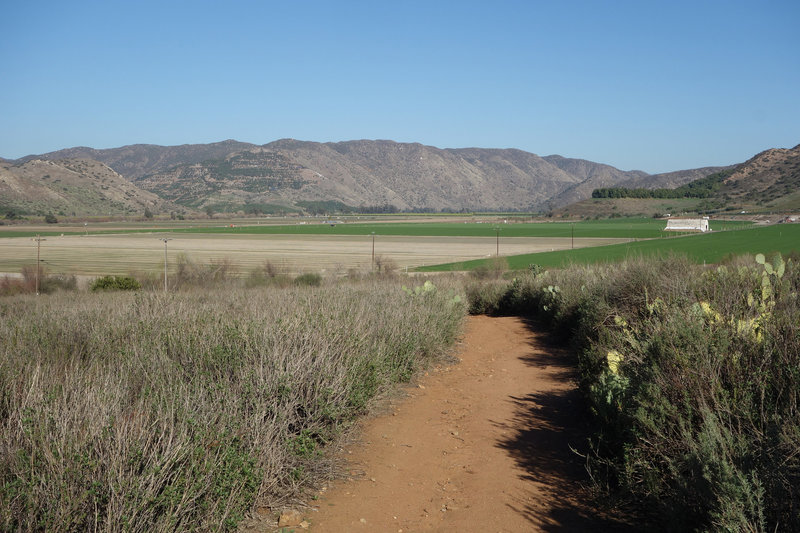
[278,509,303,527]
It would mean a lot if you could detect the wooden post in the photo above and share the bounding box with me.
[33,235,46,295]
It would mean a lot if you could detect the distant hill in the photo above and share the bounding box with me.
[617,166,732,189]
[560,144,800,217]
[720,145,800,210]
[126,139,661,212]
[542,155,650,208]
[17,140,256,180]
[5,139,751,214]
[0,158,181,218]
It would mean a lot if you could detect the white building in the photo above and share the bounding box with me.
[665,218,710,232]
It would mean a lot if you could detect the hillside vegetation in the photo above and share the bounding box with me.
[136,150,306,210]
[582,144,800,216]
[591,168,735,200]
[467,253,800,531]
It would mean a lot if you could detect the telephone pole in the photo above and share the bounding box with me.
[33,235,46,295]
[494,227,500,256]
[371,232,376,269]
[160,238,172,292]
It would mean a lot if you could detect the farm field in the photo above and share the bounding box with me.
[419,222,800,271]
[124,217,750,239]
[0,216,752,240]
[0,232,630,277]
[0,217,755,277]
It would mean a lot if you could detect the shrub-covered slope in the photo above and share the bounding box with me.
[467,254,800,531]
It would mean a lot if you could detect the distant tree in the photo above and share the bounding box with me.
[144,207,154,219]
[205,206,215,219]
[44,214,58,224]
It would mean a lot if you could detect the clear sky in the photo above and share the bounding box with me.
[1,0,798,173]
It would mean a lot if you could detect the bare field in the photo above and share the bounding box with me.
[0,233,629,277]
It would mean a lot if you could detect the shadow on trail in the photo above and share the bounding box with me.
[494,318,636,532]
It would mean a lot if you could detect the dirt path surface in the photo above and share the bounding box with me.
[304,316,631,532]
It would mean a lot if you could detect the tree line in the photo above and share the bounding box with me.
[591,168,735,200]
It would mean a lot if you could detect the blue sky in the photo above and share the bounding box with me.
[1,1,798,173]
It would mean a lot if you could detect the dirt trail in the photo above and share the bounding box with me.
[300,315,631,532]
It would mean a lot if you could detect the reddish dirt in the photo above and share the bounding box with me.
[303,315,632,532]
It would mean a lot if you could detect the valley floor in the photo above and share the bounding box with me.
[0,234,629,276]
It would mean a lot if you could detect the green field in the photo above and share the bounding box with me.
[0,217,752,239]
[161,218,750,238]
[418,223,800,271]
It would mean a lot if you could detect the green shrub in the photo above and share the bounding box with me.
[293,272,322,287]
[466,254,800,531]
[90,275,142,292]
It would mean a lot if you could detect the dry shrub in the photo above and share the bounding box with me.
[173,254,236,290]
[0,280,465,531]
[0,275,28,296]
[374,255,399,277]
[469,255,508,280]
[0,265,76,296]
[246,260,292,288]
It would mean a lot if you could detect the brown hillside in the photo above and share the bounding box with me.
[13,139,779,214]
[18,140,256,180]
[15,140,654,212]
[0,159,181,217]
[265,140,593,211]
[721,145,800,209]
[556,143,800,217]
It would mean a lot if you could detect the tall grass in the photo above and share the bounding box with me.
[0,280,464,531]
[467,254,800,531]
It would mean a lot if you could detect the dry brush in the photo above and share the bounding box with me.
[0,280,464,531]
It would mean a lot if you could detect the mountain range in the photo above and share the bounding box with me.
[3,139,794,217]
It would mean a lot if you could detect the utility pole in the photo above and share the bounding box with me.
[571,223,574,249]
[494,227,500,256]
[160,238,172,292]
[33,235,46,295]
[371,232,376,269]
